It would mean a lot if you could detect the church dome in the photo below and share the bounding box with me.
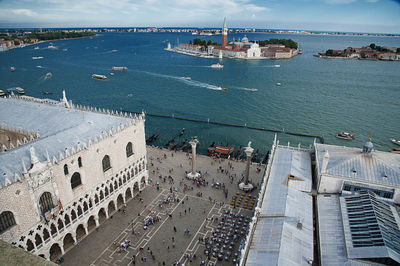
[362,138,374,154]
[242,35,249,43]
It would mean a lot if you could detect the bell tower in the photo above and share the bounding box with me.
[222,17,228,47]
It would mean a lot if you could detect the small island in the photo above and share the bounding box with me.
[166,18,299,60]
[0,30,95,51]
[315,43,400,61]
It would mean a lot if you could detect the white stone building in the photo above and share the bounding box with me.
[315,141,400,203]
[0,92,148,261]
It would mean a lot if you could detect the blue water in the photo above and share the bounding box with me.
[1,32,399,157]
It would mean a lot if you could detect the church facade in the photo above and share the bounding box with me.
[0,92,148,261]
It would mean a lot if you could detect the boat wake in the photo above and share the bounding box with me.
[140,71,223,91]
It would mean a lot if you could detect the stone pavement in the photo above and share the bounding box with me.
[61,146,265,266]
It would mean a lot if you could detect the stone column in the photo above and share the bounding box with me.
[239,142,254,192]
[187,138,200,179]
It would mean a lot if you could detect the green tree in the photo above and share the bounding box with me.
[326,49,333,56]
[369,43,376,50]
[13,40,20,46]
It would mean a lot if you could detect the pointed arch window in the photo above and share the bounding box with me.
[64,164,69,175]
[102,155,111,172]
[39,192,54,213]
[0,211,16,233]
[126,142,133,157]
[71,172,82,189]
[78,157,83,168]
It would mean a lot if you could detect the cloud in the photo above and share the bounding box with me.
[11,8,37,16]
[323,0,357,3]
[365,0,378,2]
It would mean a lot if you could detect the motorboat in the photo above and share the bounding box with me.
[247,88,257,92]
[48,45,56,49]
[42,91,53,95]
[211,63,223,69]
[34,46,39,50]
[45,72,52,78]
[276,82,281,86]
[36,66,43,68]
[110,73,115,76]
[112,66,128,71]
[112,50,118,52]
[32,56,43,60]
[127,93,133,97]
[16,87,25,95]
[182,77,191,80]
[391,139,400,146]
[390,148,400,154]
[10,67,15,72]
[221,88,228,91]
[274,65,280,67]
[336,132,355,140]
[92,74,107,80]
[0,90,5,97]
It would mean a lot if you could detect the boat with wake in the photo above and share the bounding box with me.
[32,56,43,60]
[112,66,128,71]
[336,132,355,140]
[45,72,52,78]
[211,63,223,69]
[92,74,107,80]
[181,77,191,80]
[247,88,257,92]
[16,87,25,95]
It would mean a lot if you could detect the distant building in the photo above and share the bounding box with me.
[0,92,148,261]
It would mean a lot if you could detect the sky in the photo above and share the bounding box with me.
[0,0,399,34]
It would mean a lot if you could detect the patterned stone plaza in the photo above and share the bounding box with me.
[61,146,265,266]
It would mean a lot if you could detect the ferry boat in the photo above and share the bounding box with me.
[16,87,25,95]
[391,139,400,146]
[390,148,400,154]
[32,56,43,60]
[0,90,5,97]
[211,63,223,69]
[92,74,107,80]
[112,66,128,71]
[10,67,15,72]
[336,132,355,140]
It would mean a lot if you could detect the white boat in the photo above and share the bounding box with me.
[276,82,281,86]
[32,56,43,60]
[391,139,400,146]
[336,132,355,140]
[34,46,39,50]
[112,66,128,71]
[274,65,280,67]
[48,45,57,49]
[110,73,115,76]
[0,90,5,97]
[45,72,52,78]
[92,74,107,80]
[390,148,400,154]
[36,65,43,68]
[10,67,15,72]
[211,63,223,69]
[247,88,258,92]
[16,87,25,95]
[181,77,191,80]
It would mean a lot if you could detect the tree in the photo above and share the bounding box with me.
[397,48,400,53]
[326,49,333,56]
[13,40,20,46]
[369,43,376,50]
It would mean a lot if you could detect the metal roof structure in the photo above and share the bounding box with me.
[315,143,400,188]
[0,95,138,188]
[245,146,313,266]
[318,192,400,265]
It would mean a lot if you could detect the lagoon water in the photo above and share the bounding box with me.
[1,32,399,157]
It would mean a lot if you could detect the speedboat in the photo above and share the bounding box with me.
[211,63,223,69]
[182,77,191,80]
[48,45,56,49]
[336,132,355,140]
[10,67,15,72]
[391,139,400,146]
[32,56,43,60]
[276,82,281,86]
[127,93,133,97]
[16,87,25,95]
[92,74,107,80]
[112,66,128,71]
[45,72,52,78]
[34,46,39,50]
[247,88,257,92]
[110,73,115,76]
[390,148,400,154]
[221,88,228,91]
[0,90,5,97]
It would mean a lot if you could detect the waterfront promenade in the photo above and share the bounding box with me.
[61,146,265,265]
